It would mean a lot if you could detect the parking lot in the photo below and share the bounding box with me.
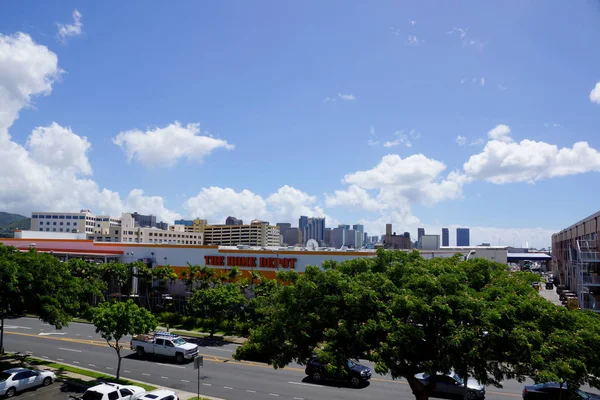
[10,381,86,400]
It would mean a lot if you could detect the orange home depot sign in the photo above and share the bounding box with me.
[204,255,297,269]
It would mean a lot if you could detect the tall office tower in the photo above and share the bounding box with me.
[417,227,425,249]
[225,216,243,225]
[352,224,364,248]
[456,228,470,246]
[442,228,449,247]
[301,217,326,243]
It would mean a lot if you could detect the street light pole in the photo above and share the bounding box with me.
[465,250,476,261]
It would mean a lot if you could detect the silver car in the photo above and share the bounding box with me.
[415,371,486,400]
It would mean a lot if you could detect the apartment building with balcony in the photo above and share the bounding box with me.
[203,219,280,247]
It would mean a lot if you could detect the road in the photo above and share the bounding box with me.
[0,317,548,400]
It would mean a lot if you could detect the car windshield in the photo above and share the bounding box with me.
[452,373,464,385]
[347,360,356,368]
[81,390,104,400]
[172,338,186,345]
[0,372,10,382]
[577,389,590,399]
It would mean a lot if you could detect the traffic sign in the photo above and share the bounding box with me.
[194,356,203,369]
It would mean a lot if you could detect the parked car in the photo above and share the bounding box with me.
[72,382,146,400]
[0,367,56,398]
[139,389,179,400]
[130,331,199,363]
[522,382,600,400]
[414,371,486,400]
[305,357,371,387]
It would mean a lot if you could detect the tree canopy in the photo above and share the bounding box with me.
[91,299,157,380]
[188,282,247,337]
[234,249,600,400]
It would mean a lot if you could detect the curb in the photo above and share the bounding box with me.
[33,356,225,400]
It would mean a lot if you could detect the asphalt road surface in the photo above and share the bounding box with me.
[0,317,571,400]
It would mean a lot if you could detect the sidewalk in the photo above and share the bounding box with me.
[35,360,225,400]
[538,286,563,306]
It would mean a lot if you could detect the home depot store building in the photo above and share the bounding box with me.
[0,237,505,281]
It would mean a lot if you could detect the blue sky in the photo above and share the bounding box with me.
[1,0,600,248]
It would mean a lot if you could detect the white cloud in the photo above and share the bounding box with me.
[446,27,483,49]
[325,185,381,211]
[26,122,92,176]
[409,20,417,26]
[124,189,182,224]
[368,139,379,146]
[0,33,61,136]
[480,77,485,87]
[383,130,418,148]
[497,83,507,91]
[464,124,600,184]
[590,82,600,104]
[456,136,467,146]
[185,185,329,226]
[469,138,485,146]
[389,26,401,36]
[338,93,356,101]
[323,93,356,103]
[0,31,181,223]
[544,123,561,128]
[57,10,83,43]
[487,124,512,142]
[407,35,419,46]
[113,121,234,167]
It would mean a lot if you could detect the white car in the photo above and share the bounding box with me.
[138,389,179,400]
[0,367,56,398]
[78,382,146,400]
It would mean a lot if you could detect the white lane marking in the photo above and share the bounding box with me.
[247,390,256,393]
[202,383,211,386]
[142,373,150,376]
[73,361,80,364]
[161,376,169,379]
[59,348,82,353]
[289,381,322,388]
[39,332,67,336]
[157,363,185,369]
[269,394,280,397]
[42,356,49,359]
[88,336,92,338]
[88,364,96,367]
[25,351,33,354]
[224,386,233,390]
[181,379,190,383]
[124,370,131,373]
[106,367,113,370]
[76,334,81,336]
[3,325,32,330]
[294,398,304,400]
[207,347,233,352]
[57,358,64,361]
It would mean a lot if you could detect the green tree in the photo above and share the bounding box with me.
[188,283,247,337]
[0,246,20,353]
[235,250,598,400]
[91,299,157,380]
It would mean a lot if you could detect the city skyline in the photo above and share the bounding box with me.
[2,2,600,249]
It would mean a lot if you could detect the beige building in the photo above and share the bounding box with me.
[87,213,202,245]
[203,219,280,247]
[169,218,207,233]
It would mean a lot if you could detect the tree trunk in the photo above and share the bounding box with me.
[462,371,469,400]
[406,376,430,400]
[115,342,121,380]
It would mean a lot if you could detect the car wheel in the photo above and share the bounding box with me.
[467,390,476,400]
[43,377,53,386]
[5,387,16,398]
[176,353,185,364]
[136,347,145,357]
[350,376,361,388]
[312,371,322,382]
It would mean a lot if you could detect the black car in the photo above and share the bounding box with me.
[523,382,600,400]
[305,357,371,387]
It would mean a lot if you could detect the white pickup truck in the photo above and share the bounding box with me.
[130,331,199,364]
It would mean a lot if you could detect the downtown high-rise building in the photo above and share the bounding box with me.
[417,228,425,249]
[299,216,326,244]
[457,228,470,246]
[353,224,364,249]
[442,228,449,247]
